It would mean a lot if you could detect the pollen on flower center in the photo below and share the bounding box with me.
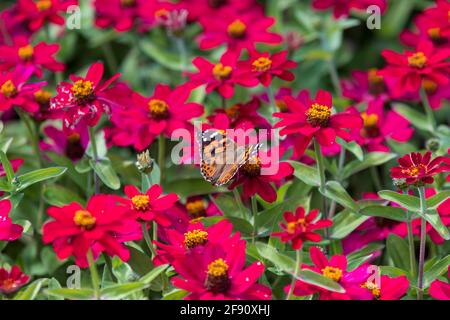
[321,266,343,282]
[36,0,52,11]
[276,99,288,112]
[422,79,438,94]
[240,156,261,177]
[148,99,169,120]
[361,112,380,138]
[131,195,150,211]
[224,104,239,119]
[154,8,169,19]
[34,89,51,105]
[120,0,136,7]
[428,27,441,40]
[212,63,232,80]
[286,218,306,234]
[361,281,381,298]
[18,45,34,61]
[408,52,427,69]
[401,164,425,178]
[73,210,96,230]
[227,19,247,38]
[205,258,230,293]
[1,80,17,98]
[186,200,207,219]
[306,103,331,127]
[184,229,208,249]
[368,68,383,85]
[67,132,80,143]
[252,57,272,72]
[71,80,94,101]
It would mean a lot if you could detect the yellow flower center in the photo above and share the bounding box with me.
[67,132,80,143]
[227,19,246,38]
[306,103,331,127]
[408,52,427,69]
[321,266,343,282]
[36,0,52,11]
[401,164,426,178]
[276,99,288,112]
[422,79,437,94]
[34,89,52,105]
[428,27,441,40]
[1,278,17,291]
[361,281,381,299]
[240,156,261,177]
[148,99,169,120]
[184,229,208,249]
[155,8,169,19]
[368,68,383,85]
[73,210,96,230]
[212,63,232,80]
[224,104,240,119]
[205,258,230,293]
[252,57,272,72]
[361,112,378,128]
[186,199,207,219]
[207,258,228,277]
[18,45,34,61]
[131,195,150,211]
[120,0,135,7]
[71,80,94,101]
[286,218,306,234]
[1,80,17,98]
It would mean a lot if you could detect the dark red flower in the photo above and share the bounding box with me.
[182,0,257,22]
[0,199,23,241]
[390,151,450,186]
[40,124,89,161]
[429,266,450,300]
[361,275,409,300]
[94,0,141,32]
[272,207,332,249]
[0,265,29,294]
[312,0,387,19]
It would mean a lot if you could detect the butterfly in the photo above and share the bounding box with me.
[197,129,260,186]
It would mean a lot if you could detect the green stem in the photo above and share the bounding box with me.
[101,42,118,74]
[417,186,427,300]
[370,166,382,191]
[267,85,277,114]
[328,60,342,97]
[419,86,436,132]
[88,127,100,194]
[158,134,165,184]
[87,249,101,300]
[174,36,187,81]
[313,138,327,218]
[15,107,42,168]
[251,197,258,244]
[286,249,302,300]
[233,188,247,220]
[142,222,157,258]
[403,190,417,277]
[328,148,346,220]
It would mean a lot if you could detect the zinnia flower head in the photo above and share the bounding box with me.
[0,199,23,241]
[40,124,89,161]
[272,207,332,249]
[312,0,387,19]
[429,266,450,300]
[342,69,389,103]
[0,265,29,295]
[360,275,409,300]
[390,151,450,187]
[94,0,141,32]
[42,195,142,268]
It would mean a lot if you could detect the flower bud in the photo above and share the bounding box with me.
[136,150,154,174]
[426,138,440,152]
[392,178,408,191]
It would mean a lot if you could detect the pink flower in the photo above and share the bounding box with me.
[429,266,450,300]
[0,265,29,294]
[197,9,282,54]
[50,62,121,130]
[0,199,23,241]
[342,69,389,103]
[361,275,409,300]
[40,124,89,161]
[94,0,141,32]
[182,0,257,22]
[42,195,142,268]
[237,50,297,87]
[348,100,414,152]
[122,184,178,226]
[229,147,293,203]
[272,207,332,249]
[380,40,450,96]
[312,0,387,19]
[285,246,372,300]
[190,51,258,99]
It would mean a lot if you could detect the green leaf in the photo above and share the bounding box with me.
[164,178,227,200]
[419,209,450,240]
[202,216,254,236]
[90,159,120,190]
[211,193,245,219]
[386,234,410,270]
[379,266,410,279]
[43,184,85,207]
[101,282,147,300]
[47,152,86,189]
[337,138,363,161]
[426,191,450,210]
[298,269,345,293]
[393,103,432,132]
[347,243,385,271]
[46,288,94,300]
[0,151,14,183]
[255,242,296,274]
[359,205,407,222]
[47,278,63,300]
[423,255,450,288]
[321,181,359,212]
[330,209,370,239]
[288,160,320,187]
[378,190,420,212]
[14,167,67,192]
[14,278,48,300]
[139,264,169,284]
[342,152,397,179]
[86,130,107,159]
[140,41,193,72]
[163,289,189,300]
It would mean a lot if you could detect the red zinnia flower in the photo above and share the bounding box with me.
[0,36,64,77]
[348,100,413,152]
[0,265,30,295]
[190,51,258,99]
[15,0,77,31]
[379,40,450,96]
[238,50,297,87]
[0,199,23,241]
[429,266,450,300]
[272,207,332,249]
[228,147,293,203]
[285,247,372,300]
[94,0,142,32]
[182,0,257,22]
[197,9,282,54]
[390,151,450,186]
[360,275,409,300]
[342,69,389,103]
[40,124,89,161]
[312,0,387,19]
[42,195,142,268]
[50,62,121,130]
[274,90,362,151]
[122,184,178,226]
[0,65,45,112]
